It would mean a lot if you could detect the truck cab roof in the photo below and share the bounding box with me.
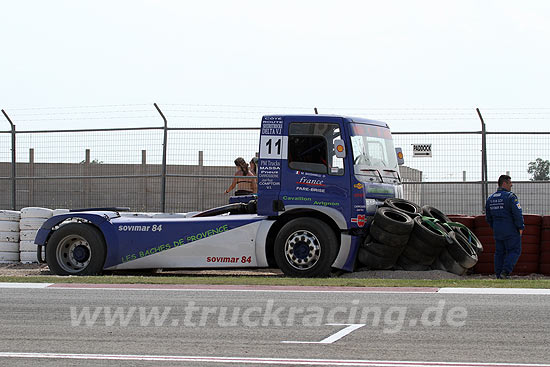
[262,114,389,129]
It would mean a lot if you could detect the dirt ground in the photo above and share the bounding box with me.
[1,263,548,280]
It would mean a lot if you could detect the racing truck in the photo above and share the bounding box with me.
[35,114,404,277]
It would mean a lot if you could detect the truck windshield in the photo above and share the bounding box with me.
[350,123,398,175]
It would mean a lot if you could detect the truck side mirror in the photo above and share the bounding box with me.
[334,139,346,158]
[395,147,404,165]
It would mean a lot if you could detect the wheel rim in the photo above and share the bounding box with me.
[55,234,92,273]
[284,230,321,270]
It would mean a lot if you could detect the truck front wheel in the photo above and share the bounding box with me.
[274,218,337,277]
[46,223,106,275]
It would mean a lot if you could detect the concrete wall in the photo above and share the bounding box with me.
[1,162,548,215]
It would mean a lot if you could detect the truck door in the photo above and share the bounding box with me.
[279,118,350,221]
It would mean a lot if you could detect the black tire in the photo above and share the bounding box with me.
[362,240,403,259]
[384,198,423,217]
[372,207,414,235]
[46,223,106,276]
[274,218,337,277]
[406,234,445,257]
[396,255,431,271]
[411,216,448,247]
[400,243,436,266]
[359,234,374,247]
[431,257,447,272]
[357,247,396,270]
[439,249,467,276]
[370,223,409,247]
[421,205,451,224]
[446,231,478,269]
[455,225,483,254]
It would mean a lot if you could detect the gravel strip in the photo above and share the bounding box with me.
[0,263,548,280]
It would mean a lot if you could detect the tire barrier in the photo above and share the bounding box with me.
[357,239,398,270]
[0,210,21,222]
[357,208,414,270]
[383,198,423,218]
[19,217,49,231]
[357,203,482,275]
[399,216,447,268]
[0,210,21,263]
[0,221,20,232]
[53,208,70,216]
[421,205,451,224]
[1,207,98,265]
[19,207,53,264]
[443,222,483,255]
[0,232,20,243]
[19,240,37,252]
[20,251,40,264]
[473,213,542,275]
[20,230,38,241]
[540,216,550,275]
[0,252,20,262]
[447,215,475,230]
[20,207,53,219]
[372,207,414,235]
[0,242,20,252]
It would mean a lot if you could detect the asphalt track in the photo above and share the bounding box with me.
[1,283,550,367]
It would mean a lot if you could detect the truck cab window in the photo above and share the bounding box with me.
[288,122,344,176]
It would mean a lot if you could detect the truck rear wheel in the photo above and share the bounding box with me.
[46,223,106,276]
[274,218,337,277]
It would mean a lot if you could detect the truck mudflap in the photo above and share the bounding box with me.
[332,234,361,272]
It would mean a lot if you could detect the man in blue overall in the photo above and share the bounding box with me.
[485,175,524,279]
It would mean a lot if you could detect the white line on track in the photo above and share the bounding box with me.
[1,283,550,295]
[282,324,365,344]
[0,283,437,293]
[438,288,550,295]
[0,352,549,366]
[0,282,52,289]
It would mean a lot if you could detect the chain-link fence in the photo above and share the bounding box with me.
[1,105,549,215]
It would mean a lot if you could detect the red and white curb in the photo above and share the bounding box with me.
[0,352,548,366]
[1,283,550,294]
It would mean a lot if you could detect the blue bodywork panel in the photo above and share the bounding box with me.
[36,212,266,269]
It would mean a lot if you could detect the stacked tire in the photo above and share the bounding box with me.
[357,206,414,269]
[473,214,541,275]
[516,214,541,275]
[447,215,475,232]
[357,199,481,276]
[19,207,53,263]
[394,204,443,271]
[0,210,21,263]
[540,216,550,275]
[472,215,494,274]
[398,215,447,271]
[420,206,481,276]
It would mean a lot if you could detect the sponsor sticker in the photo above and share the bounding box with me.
[351,214,366,227]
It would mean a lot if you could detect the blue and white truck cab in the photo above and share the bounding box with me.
[35,114,403,277]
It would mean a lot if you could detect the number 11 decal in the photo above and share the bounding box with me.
[266,138,281,155]
[260,136,287,159]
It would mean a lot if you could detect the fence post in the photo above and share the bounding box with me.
[476,108,488,213]
[199,151,204,210]
[84,149,90,208]
[154,103,168,213]
[29,148,34,206]
[2,109,16,210]
[141,149,147,211]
